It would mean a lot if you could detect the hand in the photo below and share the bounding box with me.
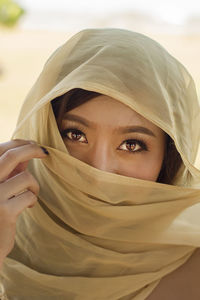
[0,139,48,267]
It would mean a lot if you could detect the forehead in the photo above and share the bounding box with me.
[66,95,162,133]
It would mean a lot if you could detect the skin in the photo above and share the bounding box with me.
[60,95,166,181]
[0,140,47,267]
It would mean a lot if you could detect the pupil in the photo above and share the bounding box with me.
[72,131,81,140]
[127,142,136,151]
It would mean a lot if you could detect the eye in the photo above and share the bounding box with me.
[119,139,148,153]
[61,128,87,143]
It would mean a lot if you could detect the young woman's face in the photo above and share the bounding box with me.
[60,95,166,181]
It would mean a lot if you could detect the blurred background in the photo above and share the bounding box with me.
[0,0,200,144]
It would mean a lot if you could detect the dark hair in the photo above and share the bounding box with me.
[51,88,182,184]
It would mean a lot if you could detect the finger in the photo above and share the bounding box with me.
[6,160,29,180]
[0,139,36,179]
[0,139,37,156]
[0,170,40,201]
[0,143,48,182]
[6,190,38,217]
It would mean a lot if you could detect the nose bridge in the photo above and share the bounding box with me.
[88,137,116,173]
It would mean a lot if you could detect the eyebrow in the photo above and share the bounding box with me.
[63,114,156,137]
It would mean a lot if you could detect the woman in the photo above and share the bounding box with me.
[0,28,200,299]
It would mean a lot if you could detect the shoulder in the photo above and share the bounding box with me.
[146,248,200,300]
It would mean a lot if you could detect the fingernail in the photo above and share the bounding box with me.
[40,146,49,155]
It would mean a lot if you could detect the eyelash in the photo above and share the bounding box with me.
[60,126,149,153]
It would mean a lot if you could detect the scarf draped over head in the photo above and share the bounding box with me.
[1,28,200,300]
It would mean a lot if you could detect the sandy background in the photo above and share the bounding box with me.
[1,29,200,146]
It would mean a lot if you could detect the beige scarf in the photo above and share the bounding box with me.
[1,28,200,300]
